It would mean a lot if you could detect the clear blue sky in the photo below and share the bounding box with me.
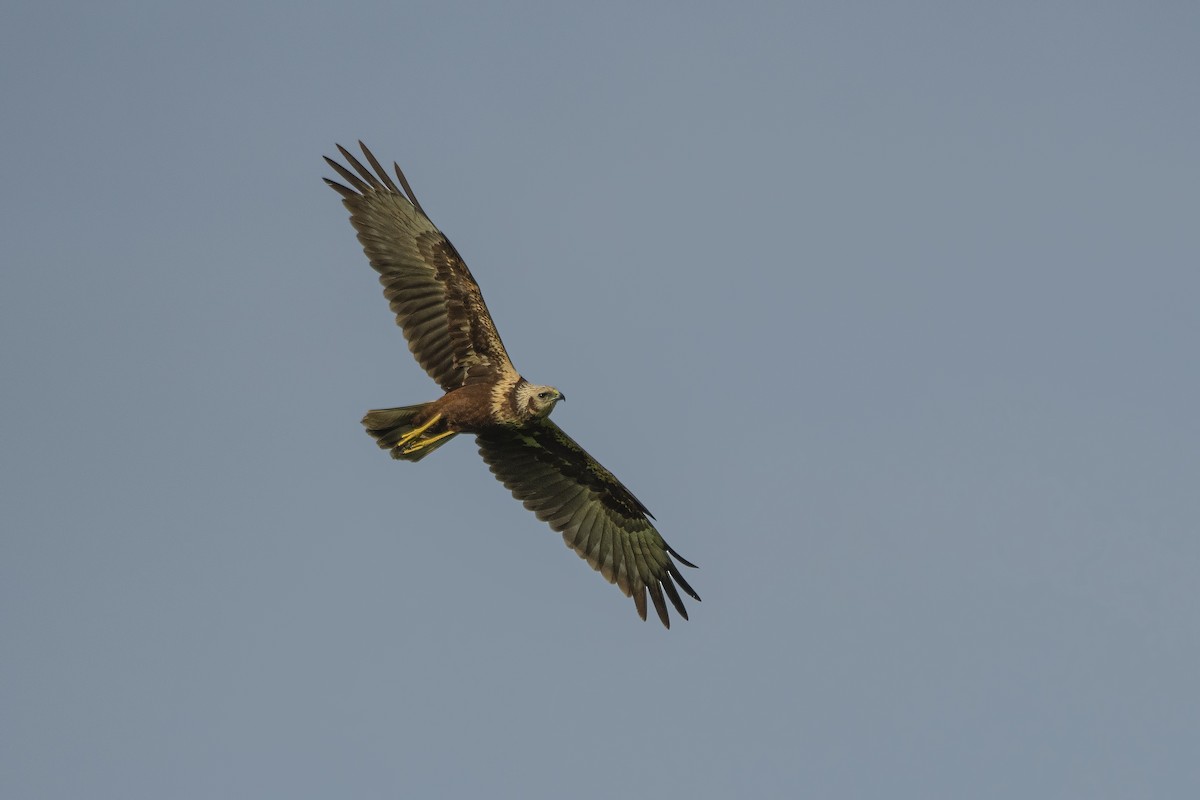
[3,2,1198,797]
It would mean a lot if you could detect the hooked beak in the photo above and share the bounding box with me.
[557,390,566,402]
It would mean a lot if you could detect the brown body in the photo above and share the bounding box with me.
[361,376,556,462]
[419,382,500,433]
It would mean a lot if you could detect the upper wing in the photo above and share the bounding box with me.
[476,419,700,627]
[324,143,516,391]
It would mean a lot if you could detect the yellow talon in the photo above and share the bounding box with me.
[402,428,457,454]
[395,413,442,447]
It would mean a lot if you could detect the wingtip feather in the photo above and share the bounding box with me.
[633,584,648,622]
[666,542,699,569]
[648,582,671,628]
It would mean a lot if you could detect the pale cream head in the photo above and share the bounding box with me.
[516,382,565,419]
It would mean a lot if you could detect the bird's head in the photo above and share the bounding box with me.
[518,382,566,419]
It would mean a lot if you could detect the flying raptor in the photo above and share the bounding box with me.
[324,143,699,627]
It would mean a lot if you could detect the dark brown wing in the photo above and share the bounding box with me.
[476,419,700,628]
[324,142,516,391]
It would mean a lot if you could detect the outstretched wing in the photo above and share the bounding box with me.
[324,142,516,391]
[476,420,700,627]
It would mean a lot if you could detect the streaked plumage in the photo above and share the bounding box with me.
[325,143,699,627]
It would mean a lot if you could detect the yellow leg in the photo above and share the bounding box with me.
[402,428,457,454]
[395,413,442,447]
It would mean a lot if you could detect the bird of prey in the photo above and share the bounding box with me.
[324,143,699,627]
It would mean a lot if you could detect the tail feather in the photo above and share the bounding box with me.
[362,403,456,462]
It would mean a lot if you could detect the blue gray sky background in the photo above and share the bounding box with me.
[3,2,1198,797]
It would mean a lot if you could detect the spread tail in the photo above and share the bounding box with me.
[362,404,457,462]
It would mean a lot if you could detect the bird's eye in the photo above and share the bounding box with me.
[537,391,548,399]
